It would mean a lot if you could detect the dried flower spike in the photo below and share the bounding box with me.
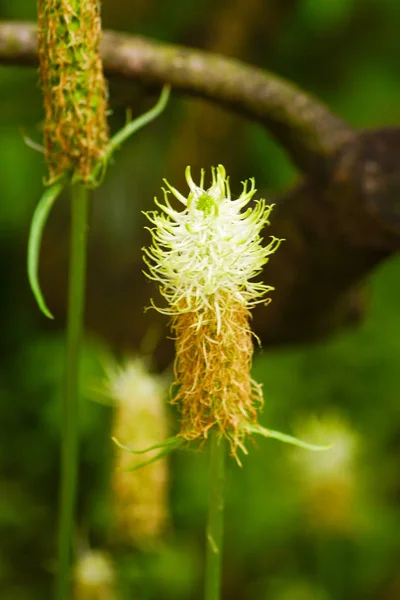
[143,165,282,454]
[37,0,109,183]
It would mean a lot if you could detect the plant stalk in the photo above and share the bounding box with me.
[205,429,225,600]
[56,183,89,600]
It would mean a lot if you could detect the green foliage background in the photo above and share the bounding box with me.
[1,0,400,598]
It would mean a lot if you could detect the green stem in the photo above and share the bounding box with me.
[205,430,226,600]
[56,183,89,600]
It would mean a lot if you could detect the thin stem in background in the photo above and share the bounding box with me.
[205,430,226,600]
[56,183,89,600]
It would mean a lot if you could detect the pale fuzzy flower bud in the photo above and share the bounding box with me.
[106,358,169,547]
[143,166,282,454]
[73,550,115,600]
[289,414,360,532]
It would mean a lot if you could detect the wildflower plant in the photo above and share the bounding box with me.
[143,165,282,454]
[116,166,329,600]
[27,2,170,598]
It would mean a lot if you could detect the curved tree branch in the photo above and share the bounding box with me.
[0,21,353,175]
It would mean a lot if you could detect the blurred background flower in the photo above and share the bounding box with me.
[73,550,115,600]
[289,413,360,533]
[105,357,169,548]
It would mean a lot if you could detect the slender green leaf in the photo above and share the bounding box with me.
[246,424,332,451]
[107,84,171,156]
[27,182,64,319]
[122,444,181,472]
[112,434,183,455]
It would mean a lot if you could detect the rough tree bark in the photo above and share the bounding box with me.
[1,22,399,357]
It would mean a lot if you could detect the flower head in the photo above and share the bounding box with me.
[143,165,281,315]
[38,0,109,183]
[143,166,282,453]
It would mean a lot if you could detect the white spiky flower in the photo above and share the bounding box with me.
[143,165,282,315]
[142,165,282,453]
